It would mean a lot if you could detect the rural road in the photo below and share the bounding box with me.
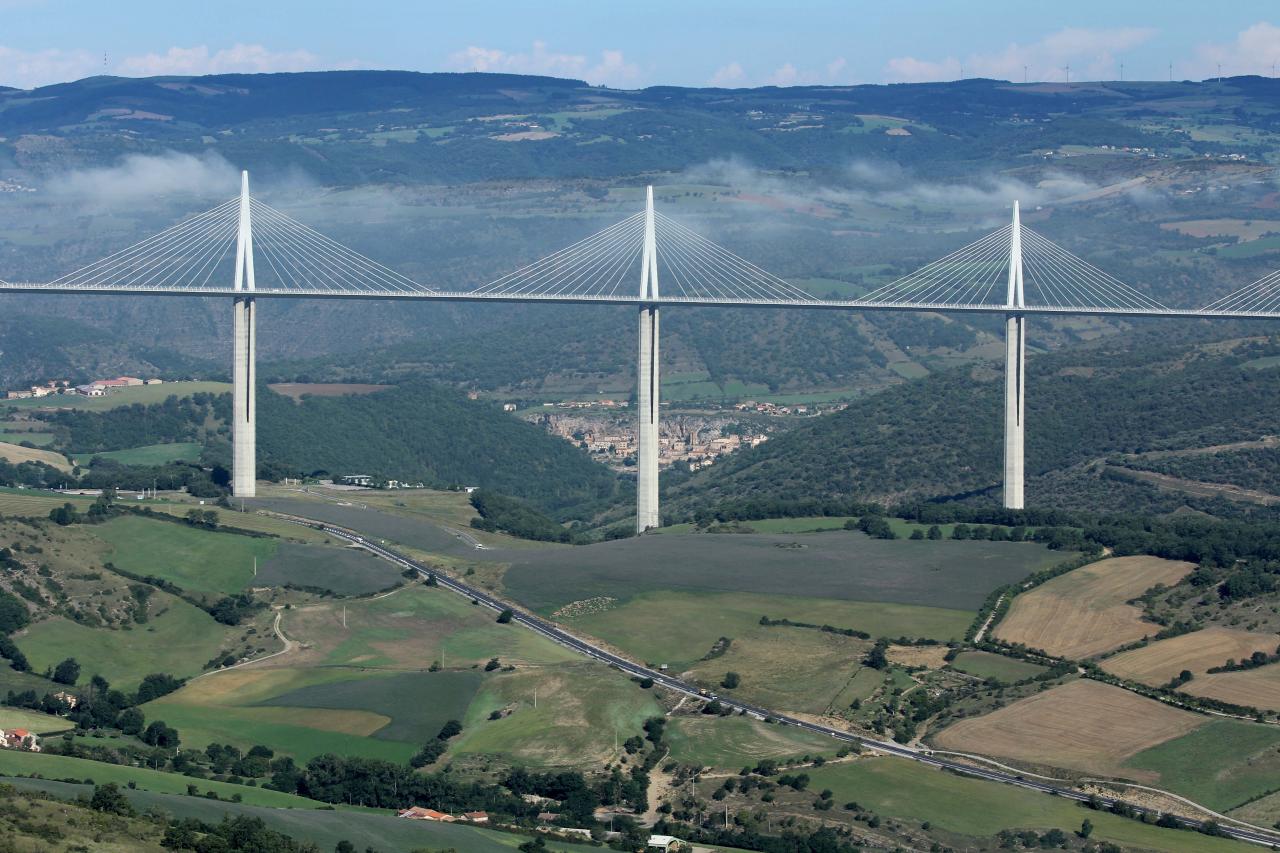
[273,512,1280,849]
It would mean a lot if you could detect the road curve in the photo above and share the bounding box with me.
[279,514,1280,849]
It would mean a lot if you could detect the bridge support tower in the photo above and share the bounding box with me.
[232,171,257,498]
[1004,201,1025,510]
[636,186,661,532]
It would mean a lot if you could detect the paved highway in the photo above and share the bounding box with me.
[277,513,1280,849]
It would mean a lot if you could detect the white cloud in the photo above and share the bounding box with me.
[764,58,851,87]
[885,26,1156,83]
[115,44,324,77]
[0,46,99,89]
[46,151,240,206]
[446,41,640,87]
[1182,22,1280,79]
[709,62,745,87]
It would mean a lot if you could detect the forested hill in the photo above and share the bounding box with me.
[254,382,619,514]
[664,333,1280,520]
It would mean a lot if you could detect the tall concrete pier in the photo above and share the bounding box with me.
[1003,201,1026,510]
[232,171,257,498]
[636,186,661,532]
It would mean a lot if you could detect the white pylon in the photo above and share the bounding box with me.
[232,170,257,498]
[1003,200,1026,510]
[636,186,661,533]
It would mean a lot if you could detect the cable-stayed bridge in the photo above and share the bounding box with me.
[4,172,1280,530]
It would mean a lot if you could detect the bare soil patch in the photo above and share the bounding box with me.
[994,556,1194,658]
[931,679,1206,779]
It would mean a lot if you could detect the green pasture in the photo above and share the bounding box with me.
[804,757,1253,852]
[255,542,405,595]
[666,716,841,768]
[0,382,230,411]
[1125,720,1280,812]
[0,708,73,734]
[16,591,230,690]
[92,514,276,596]
[89,442,201,466]
[950,651,1048,683]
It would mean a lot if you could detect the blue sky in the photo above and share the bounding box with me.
[3,0,1280,89]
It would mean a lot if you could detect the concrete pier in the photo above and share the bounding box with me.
[1003,201,1025,510]
[636,187,661,532]
[232,171,257,498]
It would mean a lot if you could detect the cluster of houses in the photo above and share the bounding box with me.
[395,806,682,852]
[6,376,163,400]
[397,807,489,823]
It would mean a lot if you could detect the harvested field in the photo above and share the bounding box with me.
[994,556,1194,658]
[267,383,391,400]
[1183,662,1280,712]
[1160,218,1280,241]
[1102,627,1280,686]
[887,645,950,669]
[931,679,1206,778]
[0,441,70,472]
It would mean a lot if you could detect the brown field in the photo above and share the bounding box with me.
[1102,627,1280,686]
[0,441,71,473]
[931,679,1206,778]
[887,644,950,669]
[1183,663,1280,712]
[994,556,1194,658]
[1160,218,1280,241]
[267,383,392,400]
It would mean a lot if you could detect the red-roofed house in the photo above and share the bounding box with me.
[2,729,40,751]
[397,807,454,822]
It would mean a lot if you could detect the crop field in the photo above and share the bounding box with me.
[666,716,841,767]
[5,778,603,853]
[452,661,663,768]
[0,708,72,734]
[994,556,1194,658]
[16,590,233,689]
[258,670,484,743]
[1182,662,1280,712]
[254,542,405,595]
[800,756,1252,852]
[1101,627,1280,687]
[0,381,230,411]
[0,750,318,808]
[0,440,70,471]
[504,530,1067,615]
[566,590,972,669]
[931,679,1206,778]
[91,514,276,596]
[89,442,201,466]
[0,487,96,516]
[949,650,1048,683]
[683,625,874,715]
[1125,720,1280,812]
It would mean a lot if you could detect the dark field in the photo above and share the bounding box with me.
[255,542,406,595]
[503,532,1070,613]
[257,670,484,743]
[249,496,480,557]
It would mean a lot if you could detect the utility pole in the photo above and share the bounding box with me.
[533,687,537,709]
[1120,61,1124,82]
[1023,65,1029,84]
[342,605,347,628]
[1063,64,1070,83]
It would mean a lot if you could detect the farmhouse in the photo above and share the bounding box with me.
[52,691,78,709]
[1,729,40,751]
[647,835,680,851]
[461,811,489,823]
[339,474,374,487]
[396,807,454,821]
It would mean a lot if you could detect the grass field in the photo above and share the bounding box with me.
[1102,627,1280,688]
[683,624,875,715]
[0,429,54,446]
[666,716,841,767]
[255,542,406,595]
[567,590,972,669]
[1183,662,1280,712]
[1125,720,1280,812]
[0,440,70,472]
[16,590,233,689]
[950,650,1048,683]
[4,777,603,853]
[92,514,276,596]
[452,661,663,768]
[0,708,73,734]
[89,442,202,466]
[266,382,391,400]
[931,679,1206,778]
[802,756,1253,852]
[504,530,1066,615]
[0,382,230,411]
[0,749,318,808]
[1230,787,1280,825]
[994,556,1194,658]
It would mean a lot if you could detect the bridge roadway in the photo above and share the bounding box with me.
[0,282,1276,320]
[270,511,1280,848]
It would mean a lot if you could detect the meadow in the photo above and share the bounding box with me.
[254,542,405,595]
[0,708,73,734]
[665,715,841,767]
[949,650,1048,683]
[931,679,1205,779]
[1124,720,1280,812]
[89,442,201,466]
[994,556,1194,658]
[92,514,276,596]
[801,756,1253,852]
[503,530,1066,614]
